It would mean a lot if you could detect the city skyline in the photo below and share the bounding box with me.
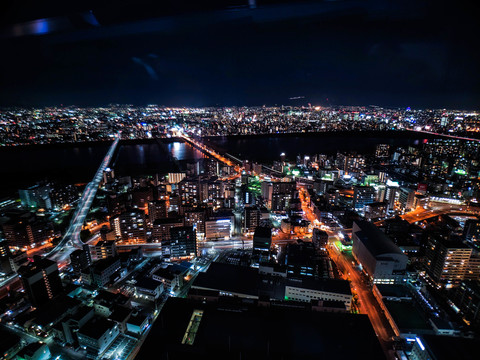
[1,1,480,360]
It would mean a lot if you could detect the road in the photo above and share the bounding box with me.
[47,133,120,261]
[400,204,477,224]
[297,185,395,359]
[327,243,395,358]
[400,207,445,223]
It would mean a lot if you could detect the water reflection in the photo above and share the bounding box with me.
[167,142,205,160]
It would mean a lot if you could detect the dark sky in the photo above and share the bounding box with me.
[1,0,479,109]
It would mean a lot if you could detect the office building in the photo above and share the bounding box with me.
[89,257,121,288]
[0,241,13,274]
[131,187,155,209]
[179,178,200,206]
[184,208,206,234]
[2,214,54,248]
[134,277,164,301]
[102,167,115,185]
[167,172,186,184]
[451,280,480,327]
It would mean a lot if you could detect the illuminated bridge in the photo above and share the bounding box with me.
[47,133,121,260]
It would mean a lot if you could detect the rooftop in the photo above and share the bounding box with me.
[419,334,480,360]
[254,226,272,239]
[375,284,412,299]
[384,300,431,331]
[136,297,384,360]
[79,317,116,340]
[135,277,162,291]
[0,329,21,353]
[192,262,260,298]
[92,256,120,273]
[353,220,405,258]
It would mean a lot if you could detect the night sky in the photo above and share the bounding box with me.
[1,0,479,109]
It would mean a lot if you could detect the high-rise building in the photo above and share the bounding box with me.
[18,257,63,306]
[253,226,272,255]
[111,209,147,241]
[179,178,200,206]
[398,187,416,212]
[426,237,476,284]
[262,181,296,212]
[385,181,399,211]
[70,244,92,274]
[364,202,387,221]
[451,280,480,327]
[352,186,376,211]
[106,193,129,216]
[151,217,184,244]
[205,158,220,177]
[2,214,54,248]
[198,180,223,208]
[312,228,329,251]
[148,200,168,225]
[169,226,196,260]
[244,206,260,233]
[50,184,79,210]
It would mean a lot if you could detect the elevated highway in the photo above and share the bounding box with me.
[47,133,121,261]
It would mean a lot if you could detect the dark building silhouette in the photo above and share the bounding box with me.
[18,256,63,306]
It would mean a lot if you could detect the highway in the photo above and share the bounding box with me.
[47,133,121,261]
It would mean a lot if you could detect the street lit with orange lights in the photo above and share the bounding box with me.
[298,186,396,359]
